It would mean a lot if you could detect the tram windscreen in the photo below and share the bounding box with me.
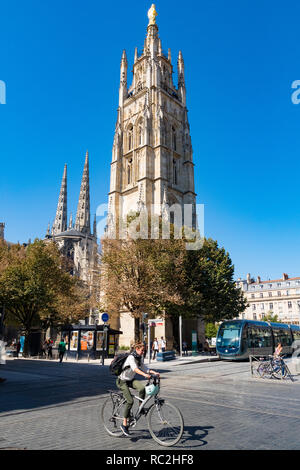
[217,323,241,348]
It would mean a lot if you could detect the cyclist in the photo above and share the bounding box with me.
[116,340,160,437]
[274,343,283,357]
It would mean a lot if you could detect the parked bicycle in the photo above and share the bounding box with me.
[256,355,294,381]
[101,375,184,447]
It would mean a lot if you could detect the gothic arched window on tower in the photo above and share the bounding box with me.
[172,127,177,151]
[173,159,178,185]
[138,124,143,146]
[127,158,133,185]
[128,125,133,151]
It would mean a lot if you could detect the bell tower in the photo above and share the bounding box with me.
[108,4,196,235]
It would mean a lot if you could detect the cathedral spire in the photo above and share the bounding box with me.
[178,50,186,105]
[119,49,128,107]
[75,151,91,235]
[52,164,67,235]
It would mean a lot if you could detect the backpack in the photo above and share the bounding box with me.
[109,353,130,376]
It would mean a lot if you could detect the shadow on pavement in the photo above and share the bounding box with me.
[126,425,214,449]
[0,359,172,415]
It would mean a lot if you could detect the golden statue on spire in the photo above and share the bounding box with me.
[148,4,158,26]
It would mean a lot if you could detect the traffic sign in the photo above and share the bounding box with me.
[101,312,109,323]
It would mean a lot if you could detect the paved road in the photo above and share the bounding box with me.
[0,357,299,450]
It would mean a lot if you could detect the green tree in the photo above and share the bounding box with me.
[0,240,89,355]
[205,322,218,339]
[100,236,184,341]
[262,313,279,323]
[167,238,248,322]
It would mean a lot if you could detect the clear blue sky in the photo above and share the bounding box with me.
[1,0,300,281]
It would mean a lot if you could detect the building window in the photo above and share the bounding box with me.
[138,125,143,146]
[252,304,256,310]
[286,290,289,296]
[127,158,132,185]
[260,293,263,298]
[269,303,273,310]
[277,291,281,297]
[277,283,281,287]
[128,125,133,151]
[251,294,255,299]
[172,127,177,151]
[288,301,292,309]
[173,159,177,185]
[268,284,272,288]
[268,292,272,297]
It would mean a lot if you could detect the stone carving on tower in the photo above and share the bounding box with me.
[108,4,196,237]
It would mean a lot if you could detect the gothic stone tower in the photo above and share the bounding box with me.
[108,4,196,235]
[108,5,202,347]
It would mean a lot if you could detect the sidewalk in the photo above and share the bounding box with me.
[12,352,219,368]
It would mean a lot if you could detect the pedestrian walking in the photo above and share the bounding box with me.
[0,339,7,383]
[47,339,53,359]
[160,337,166,352]
[58,338,66,363]
[41,339,47,357]
[152,337,159,360]
[16,339,21,357]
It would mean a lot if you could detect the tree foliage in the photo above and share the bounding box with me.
[0,240,90,353]
[100,231,247,340]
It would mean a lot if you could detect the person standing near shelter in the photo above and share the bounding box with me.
[182,341,188,356]
[152,337,159,360]
[58,338,66,363]
[160,337,166,352]
[47,339,53,359]
[41,339,48,357]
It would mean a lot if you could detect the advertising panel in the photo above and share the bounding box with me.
[81,331,94,351]
[70,331,79,351]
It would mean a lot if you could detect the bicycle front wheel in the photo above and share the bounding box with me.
[147,400,184,447]
[101,396,123,437]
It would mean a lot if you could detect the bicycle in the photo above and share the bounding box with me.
[257,355,294,381]
[101,375,184,447]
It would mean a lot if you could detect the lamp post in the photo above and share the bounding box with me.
[179,315,183,357]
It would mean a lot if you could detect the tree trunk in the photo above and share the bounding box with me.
[23,331,30,357]
[134,317,140,343]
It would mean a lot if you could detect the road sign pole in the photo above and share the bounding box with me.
[179,315,183,357]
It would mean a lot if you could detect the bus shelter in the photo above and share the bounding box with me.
[61,324,122,360]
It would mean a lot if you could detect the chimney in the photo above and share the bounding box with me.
[257,276,261,284]
[0,223,5,240]
[247,273,251,284]
[282,273,288,281]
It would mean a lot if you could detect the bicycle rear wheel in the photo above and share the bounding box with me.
[147,400,184,447]
[101,395,124,437]
[272,362,287,380]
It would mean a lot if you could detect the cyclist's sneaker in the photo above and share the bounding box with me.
[120,424,130,437]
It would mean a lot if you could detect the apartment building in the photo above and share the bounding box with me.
[237,273,300,325]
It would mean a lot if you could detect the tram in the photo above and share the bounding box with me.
[216,319,300,360]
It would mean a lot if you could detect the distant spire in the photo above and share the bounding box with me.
[75,151,91,235]
[68,212,73,229]
[119,50,128,107]
[93,214,97,238]
[53,164,67,235]
[177,50,186,105]
[45,222,50,238]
